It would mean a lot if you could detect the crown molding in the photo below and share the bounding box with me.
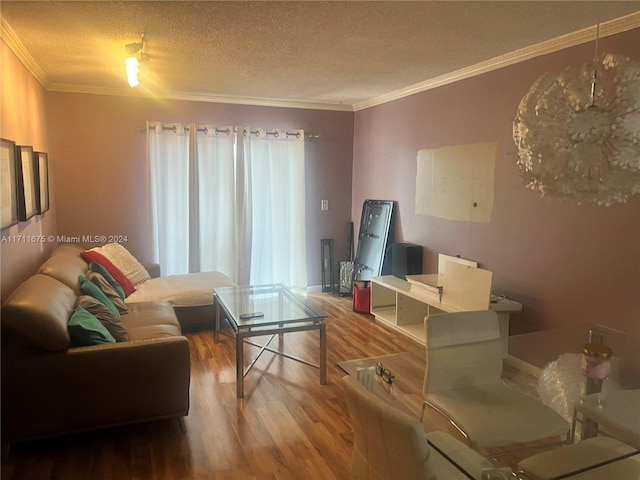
[1,16,48,87]
[46,83,147,98]
[47,82,354,112]
[352,12,640,112]
[161,91,354,112]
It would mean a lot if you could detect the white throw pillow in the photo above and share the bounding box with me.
[90,243,151,285]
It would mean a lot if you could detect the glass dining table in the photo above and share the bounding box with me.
[337,322,640,478]
[507,324,640,478]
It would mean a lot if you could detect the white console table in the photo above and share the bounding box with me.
[370,275,522,355]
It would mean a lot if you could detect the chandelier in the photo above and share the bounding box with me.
[513,51,640,206]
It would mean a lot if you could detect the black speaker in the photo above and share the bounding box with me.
[391,242,423,279]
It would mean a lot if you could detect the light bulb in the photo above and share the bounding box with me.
[125,56,139,87]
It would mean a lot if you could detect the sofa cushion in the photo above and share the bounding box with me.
[37,245,88,291]
[125,271,235,307]
[80,250,136,296]
[121,301,182,340]
[88,261,125,300]
[77,295,129,342]
[87,271,128,314]
[90,243,151,285]
[78,275,120,318]
[68,306,116,346]
[1,274,74,351]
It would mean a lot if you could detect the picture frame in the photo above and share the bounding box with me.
[1,138,19,228]
[16,145,38,221]
[34,151,50,213]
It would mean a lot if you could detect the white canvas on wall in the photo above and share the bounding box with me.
[415,142,497,223]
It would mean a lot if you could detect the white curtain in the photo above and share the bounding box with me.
[196,126,238,279]
[147,122,190,275]
[242,128,307,289]
[147,123,307,288]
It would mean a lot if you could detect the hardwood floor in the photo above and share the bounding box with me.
[2,292,433,480]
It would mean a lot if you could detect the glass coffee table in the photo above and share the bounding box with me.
[214,284,327,398]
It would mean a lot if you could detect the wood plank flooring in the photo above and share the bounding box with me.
[2,292,439,480]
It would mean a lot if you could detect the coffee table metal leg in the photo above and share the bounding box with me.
[320,322,327,385]
[214,296,220,343]
[236,331,244,398]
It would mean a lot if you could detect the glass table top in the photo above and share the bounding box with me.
[338,349,640,478]
[508,323,640,374]
[214,284,325,329]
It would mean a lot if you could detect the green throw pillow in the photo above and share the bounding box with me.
[77,295,129,342]
[78,275,120,318]
[89,261,125,300]
[68,306,116,347]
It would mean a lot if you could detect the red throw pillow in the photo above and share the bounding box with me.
[80,250,136,297]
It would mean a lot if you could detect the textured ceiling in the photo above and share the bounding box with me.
[1,1,639,110]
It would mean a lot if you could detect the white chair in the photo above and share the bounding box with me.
[342,375,495,480]
[421,310,569,450]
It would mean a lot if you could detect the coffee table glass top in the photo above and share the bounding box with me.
[214,284,325,328]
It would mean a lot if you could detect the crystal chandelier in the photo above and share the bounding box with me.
[513,51,640,206]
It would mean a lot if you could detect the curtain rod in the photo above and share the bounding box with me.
[136,124,230,135]
[135,124,321,139]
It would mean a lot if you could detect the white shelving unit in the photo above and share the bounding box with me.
[370,275,523,354]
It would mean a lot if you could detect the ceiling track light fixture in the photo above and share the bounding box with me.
[124,34,149,87]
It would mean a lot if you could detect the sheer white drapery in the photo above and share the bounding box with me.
[147,122,190,275]
[196,126,239,279]
[147,123,307,288]
[242,128,307,289]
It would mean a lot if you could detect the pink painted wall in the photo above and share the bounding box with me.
[45,93,354,286]
[352,29,640,335]
[1,40,57,302]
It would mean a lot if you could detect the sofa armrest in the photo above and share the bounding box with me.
[2,336,190,443]
[144,263,161,278]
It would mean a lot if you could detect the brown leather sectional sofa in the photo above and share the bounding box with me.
[1,245,191,449]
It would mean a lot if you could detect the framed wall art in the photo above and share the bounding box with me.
[1,138,19,228]
[34,151,50,213]
[16,145,38,221]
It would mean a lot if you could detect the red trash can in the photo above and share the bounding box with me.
[353,280,371,313]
